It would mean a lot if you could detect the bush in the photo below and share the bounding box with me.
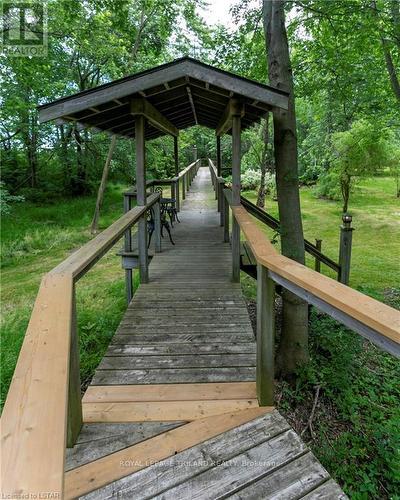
[299,163,324,185]
[315,170,341,201]
[226,169,276,195]
[0,182,25,215]
[240,169,262,190]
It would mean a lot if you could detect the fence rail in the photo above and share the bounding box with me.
[1,192,161,498]
[208,159,341,276]
[217,174,400,404]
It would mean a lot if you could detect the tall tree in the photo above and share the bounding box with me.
[263,0,309,376]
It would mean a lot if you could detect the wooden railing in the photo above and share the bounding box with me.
[215,164,400,405]
[126,159,201,213]
[1,192,161,498]
[208,159,342,278]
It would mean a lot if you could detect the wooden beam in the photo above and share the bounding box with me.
[64,408,273,499]
[135,115,149,283]
[216,135,221,176]
[130,97,179,137]
[174,136,179,175]
[186,86,198,125]
[230,205,400,350]
[216,99,244,137]
[231,113,241,282]
[257,264,275,405]
[83,382,257,403]
[51,195,158,281]
[1,274,73,499]
[82,400,260,422]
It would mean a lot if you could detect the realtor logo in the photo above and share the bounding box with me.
[1,0,48,56]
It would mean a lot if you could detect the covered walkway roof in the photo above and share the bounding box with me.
[38,57,289,140]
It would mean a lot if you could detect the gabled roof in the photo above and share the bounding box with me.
[38,57,289,140]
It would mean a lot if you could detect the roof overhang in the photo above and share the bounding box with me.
[37,57,289,140]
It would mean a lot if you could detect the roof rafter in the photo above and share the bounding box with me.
[130,97,179,137]
[186,86,198,125]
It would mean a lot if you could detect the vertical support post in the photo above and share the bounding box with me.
[216,135,222,176]
[186,172,190,192]
[315,238,322,273]
[219,182,224,226]
[256,264,275,406]
[135,115,149,284]
[174,136,180,211]
[231,114,241,283]
[123,193,133,303]
[339,214,353,285]
[67,288,82,447]
[175,179,180,212]
[223,191,230,243]
[182,175,186,200]
[174,136,179,176]
[154,200,162,253]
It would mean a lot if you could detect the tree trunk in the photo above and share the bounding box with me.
[256,116,270,208]
[263,0,309,377]
[341,172,351,213]
[73,128,87,195]
[382,38,400,103]
[90,135,117,234]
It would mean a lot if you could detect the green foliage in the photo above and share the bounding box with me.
[0,182,25,215]
[0,185,126,407]
[318,120,400,212]
[284,310,400,498]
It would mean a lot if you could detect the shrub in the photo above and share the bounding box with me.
[0,182,25,215]
[240,169,262,190]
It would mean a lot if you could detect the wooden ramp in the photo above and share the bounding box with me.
[66,167,346,499]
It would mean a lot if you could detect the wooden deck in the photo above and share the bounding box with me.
[66,167,346,499]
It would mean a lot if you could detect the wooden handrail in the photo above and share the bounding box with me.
[211,159,340,274]
[0,193,160,498]
[177,160,197,179]
[230,204,400,351]
[125,161,199,195]
[52,193,159,281]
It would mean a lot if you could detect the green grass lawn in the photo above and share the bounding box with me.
[0,185,129,407]
[1,177,399,498]
[242,176,400,301]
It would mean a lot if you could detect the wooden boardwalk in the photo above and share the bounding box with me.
[65,168,346,499]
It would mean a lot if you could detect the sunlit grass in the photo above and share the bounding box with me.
[243,176,400,297]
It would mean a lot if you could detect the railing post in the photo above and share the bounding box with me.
[219,182,224,227]
[231,114,241,283]
[315,238,322,273]
[223,192,230,242]
[256,264,275,406]
[339,214,353,285]
[154,200,162,253]
[182,175,186,200]
[186,172,190,192]
[123,193,133,303]
[135,115,149,284]
[175,179,180,212]
[67,288,82,447]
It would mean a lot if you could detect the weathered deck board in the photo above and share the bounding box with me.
[67,168,346,499]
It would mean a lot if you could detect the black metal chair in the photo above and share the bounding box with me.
[154,186,180,227]
[147,206,174,247]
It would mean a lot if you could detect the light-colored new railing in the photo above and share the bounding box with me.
[210,157,400,406]
[0,193,161,498]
